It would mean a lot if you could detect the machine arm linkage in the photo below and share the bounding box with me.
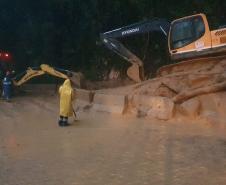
[100,18,170,82]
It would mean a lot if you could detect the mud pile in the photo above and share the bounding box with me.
[126,59,226,125]
[75,59,226,126]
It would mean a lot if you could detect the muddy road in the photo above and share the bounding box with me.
[0,94,226,185]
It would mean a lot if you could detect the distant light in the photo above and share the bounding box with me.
[5,53,9,57]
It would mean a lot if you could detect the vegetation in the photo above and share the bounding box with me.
[0,0,225,80]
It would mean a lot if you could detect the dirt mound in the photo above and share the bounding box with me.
[73,59,226,126]
[122,59,226,124]
[131,59,226,98]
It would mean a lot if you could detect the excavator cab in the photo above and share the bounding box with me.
[154,13,226,76]
[168,14,212,61]
[168,13,226,61]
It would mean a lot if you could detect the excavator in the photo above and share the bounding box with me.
[0,51,81,88]
[100,13,226,82]
[0,52,82,92]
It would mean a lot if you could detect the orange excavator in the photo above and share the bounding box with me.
[100,13,226,82]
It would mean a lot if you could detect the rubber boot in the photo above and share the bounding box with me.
[58,116,64,127]
[58,120,63,127]
[62,117,69,126]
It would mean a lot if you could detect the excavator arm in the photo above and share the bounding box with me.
[13,64,72,86]
[100,18,170,82]
[13,68,45,86]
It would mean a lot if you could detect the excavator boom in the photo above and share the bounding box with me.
[100,18,170,82]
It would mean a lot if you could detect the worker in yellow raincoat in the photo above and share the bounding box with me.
[58,79,75,127]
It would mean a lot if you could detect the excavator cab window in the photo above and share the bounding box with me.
[170,15,205,50]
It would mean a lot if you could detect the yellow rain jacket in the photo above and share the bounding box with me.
[59,79,75,117]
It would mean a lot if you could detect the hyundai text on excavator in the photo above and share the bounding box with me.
[100,13,226,82]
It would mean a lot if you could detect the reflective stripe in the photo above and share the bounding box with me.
[3,82,12,85]
[212,43,226,48]
[173,46,211,54]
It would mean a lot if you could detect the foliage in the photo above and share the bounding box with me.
[0,0,225,79]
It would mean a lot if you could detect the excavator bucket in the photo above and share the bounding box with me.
[127,63,145,82]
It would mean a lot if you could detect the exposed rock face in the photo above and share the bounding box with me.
[154,83,177,98]
[199,111,220,125]
[131,95,175,120]
[74,59,226,125]
[198,92,226,118]
[132,59,226,98]
[71,72,86,88]
[126,59,226,122]
[73,89,94,111]
[92,93,127,114]
[179,98,201,118]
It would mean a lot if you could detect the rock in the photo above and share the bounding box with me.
[109,68,120,80]
[199,111,224,126]
[132,95,175,120]
[197,91,226,126]
[73,100,93,111]
[92,93,127,114]
[161,76,189,93]
[179,97,201,118]
[198,92,226,116]
[75,89,94,103]
[73,89,94,111]
[137,109,147,118]
[154,84,177,98]
[71,72,86,88]
[188,74,215,88]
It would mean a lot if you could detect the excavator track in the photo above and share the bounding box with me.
[156,55,226,77]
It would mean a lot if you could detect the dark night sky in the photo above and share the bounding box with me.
[0,0,225,78]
